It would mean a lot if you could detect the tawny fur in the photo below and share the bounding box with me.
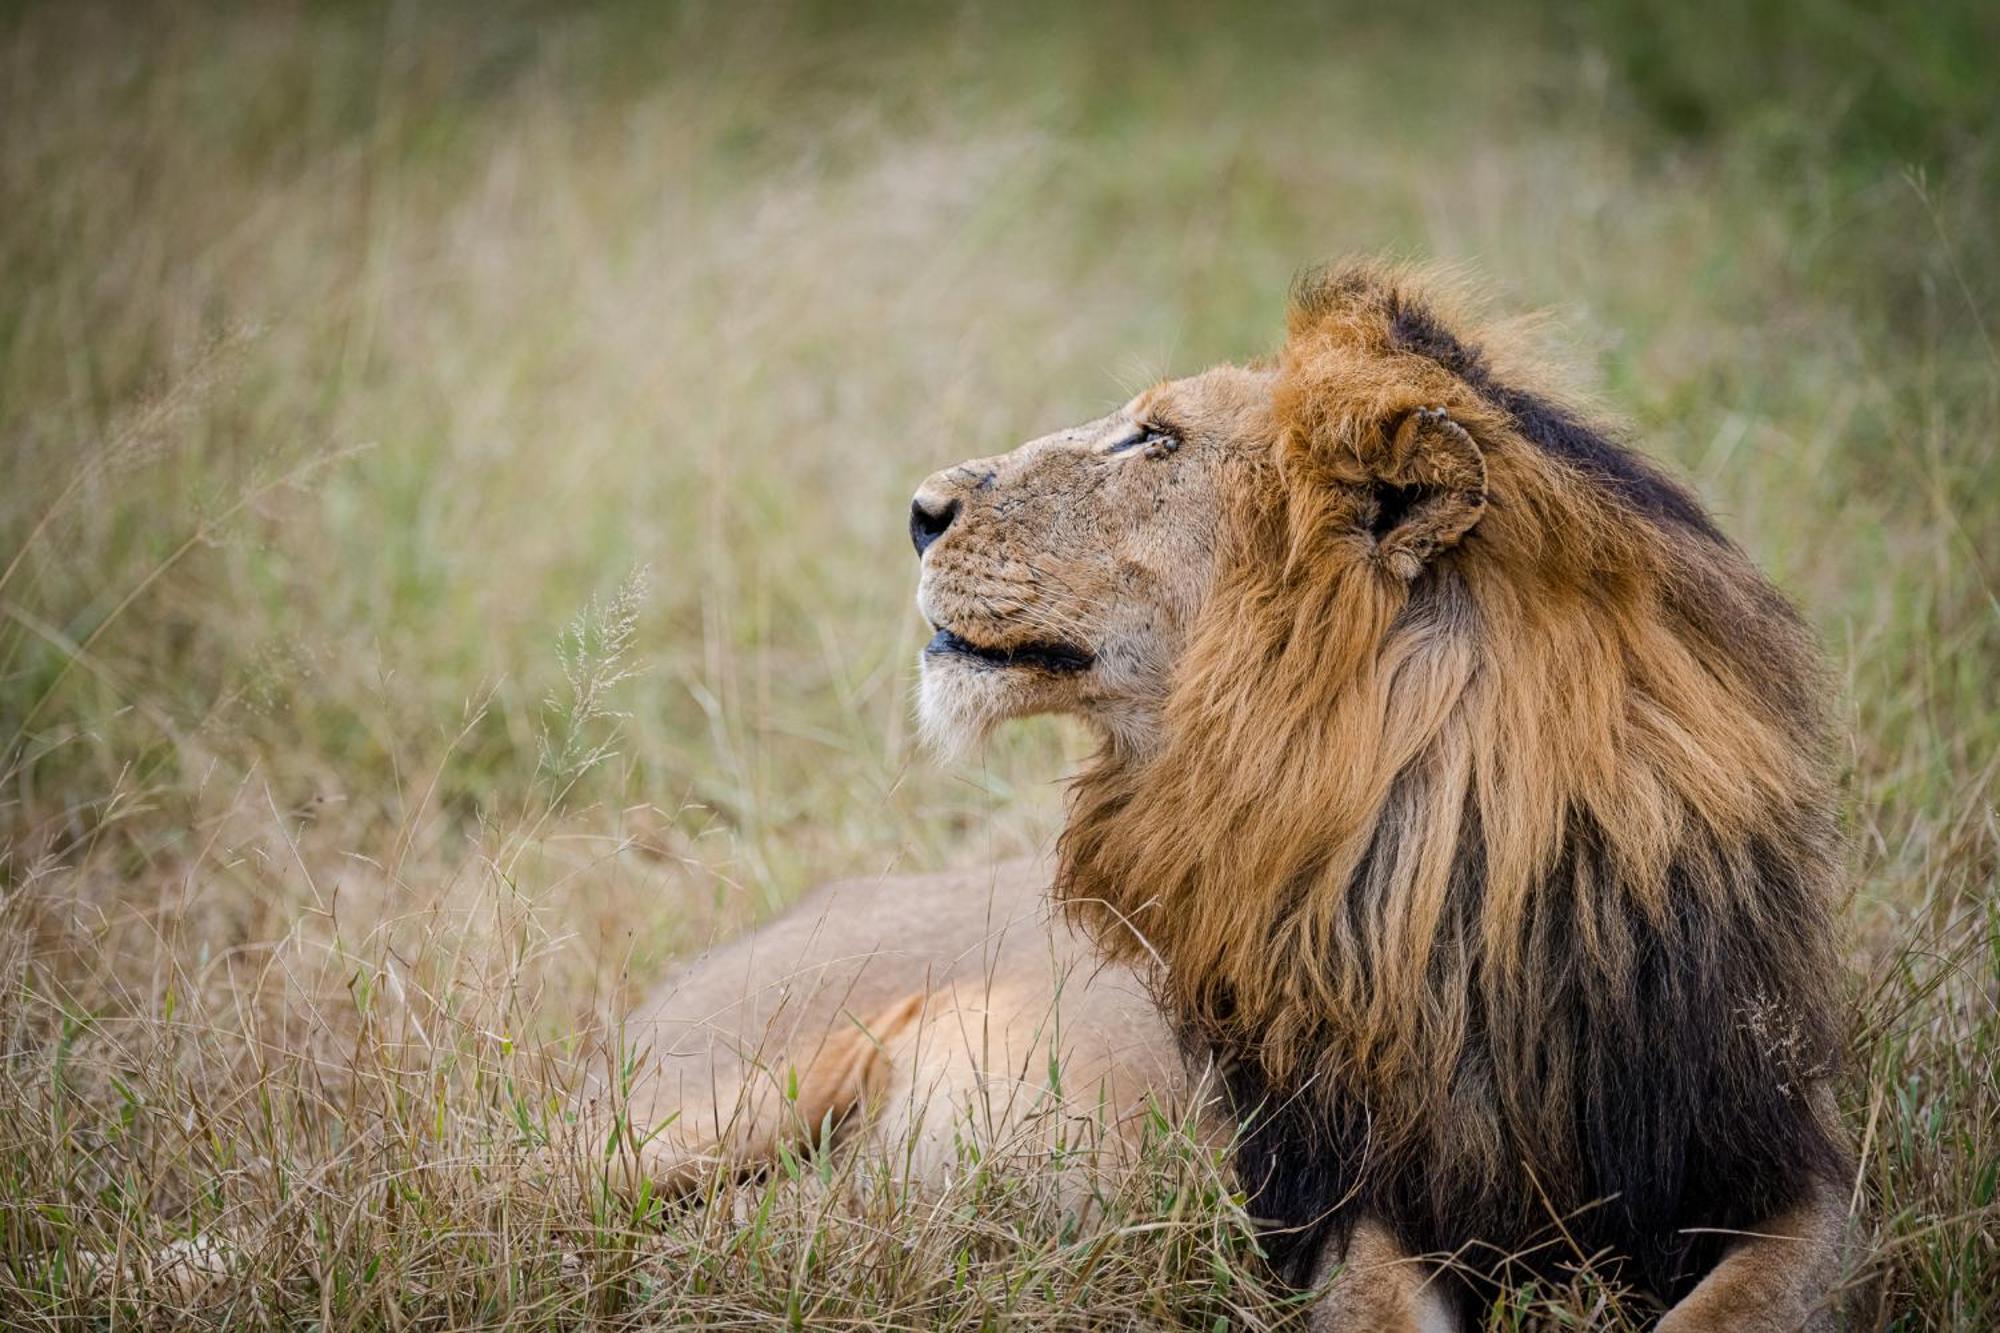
[614,859,1209,1197]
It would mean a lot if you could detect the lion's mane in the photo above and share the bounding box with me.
[1057,263,1846,1305]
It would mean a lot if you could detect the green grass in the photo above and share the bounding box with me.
[1,1,1995,1327]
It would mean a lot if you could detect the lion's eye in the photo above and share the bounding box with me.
[1104,423,1178,457]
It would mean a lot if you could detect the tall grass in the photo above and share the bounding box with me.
[1,1,1994,1327]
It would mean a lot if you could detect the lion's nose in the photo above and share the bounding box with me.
[909,493,960,557]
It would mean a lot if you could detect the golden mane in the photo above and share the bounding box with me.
[1056,261,1845,1296]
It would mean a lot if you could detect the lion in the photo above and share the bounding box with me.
[617,261,1852,1331]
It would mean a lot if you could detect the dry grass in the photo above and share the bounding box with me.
[1,2,1995,1328]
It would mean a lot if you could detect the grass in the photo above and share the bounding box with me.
[1,0,1995,1327]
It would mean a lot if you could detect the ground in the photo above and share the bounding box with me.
[0,2,1994,1328]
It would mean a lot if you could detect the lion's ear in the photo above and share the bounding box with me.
[1366,406,1488,580]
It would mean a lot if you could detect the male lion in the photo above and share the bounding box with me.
[620,263,1851,1331]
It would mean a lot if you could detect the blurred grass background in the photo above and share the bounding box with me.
[1,0,1994,1327]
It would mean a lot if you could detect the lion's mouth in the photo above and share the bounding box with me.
[925,628,1093,674]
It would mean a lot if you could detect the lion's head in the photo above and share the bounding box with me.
[911,362,1276,760]
[911,261,1845,1303]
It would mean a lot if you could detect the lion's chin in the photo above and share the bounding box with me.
[915,626,1096,760]
[915,652,1013,761]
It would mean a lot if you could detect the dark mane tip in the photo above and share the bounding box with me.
[1373,280,1728,544]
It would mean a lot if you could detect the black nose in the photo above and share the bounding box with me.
[909,496,960,556]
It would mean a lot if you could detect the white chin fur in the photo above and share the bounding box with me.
[916,654,1004,761]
